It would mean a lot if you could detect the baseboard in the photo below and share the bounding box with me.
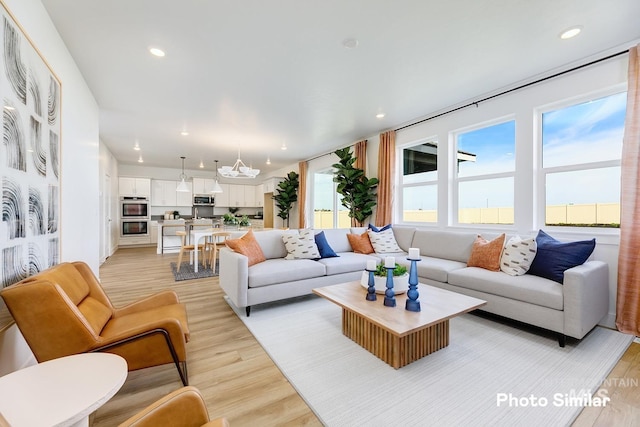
[600,312,616,329]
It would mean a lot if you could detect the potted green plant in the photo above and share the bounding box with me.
[272,171,299,228]
[332,147,379,227]
[222,213,237,225]
[360,263,409,294]
[238,215,251,227]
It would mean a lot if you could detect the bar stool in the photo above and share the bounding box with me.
[176,230,206,272]
[205,231,232,273]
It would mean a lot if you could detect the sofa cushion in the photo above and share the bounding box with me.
[501,235,537,276]
[367,228,402,253]
[448,267,564,310]
[411,230,477,263]
[248,258,326,288]
[347,231,375,254]
[321,228,352,253]
[391,226,417,252]
[527,230,596,283]
[317,252,378,275]
[314,231,339,258]
[282,229,320,260]
[252,229,289,259]
[467,234,505,271]
[405,256,467,283]
[226,229,266,266]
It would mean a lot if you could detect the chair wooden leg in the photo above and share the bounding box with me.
[177,248,185,272]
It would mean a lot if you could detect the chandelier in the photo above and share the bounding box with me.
[218,151,260,178]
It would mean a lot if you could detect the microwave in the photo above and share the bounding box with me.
[193,195,214,206]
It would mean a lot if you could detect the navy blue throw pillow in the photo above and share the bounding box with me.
[368,223,391,232]
[315,231,339,258]
[527,230,595,283]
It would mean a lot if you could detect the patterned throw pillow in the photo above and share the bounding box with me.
[500,236,537,276]
[367,228,402,253]
[225,229,266,266]
[346,231,375,254]
[467,234,506,271]
[282,229,320,260]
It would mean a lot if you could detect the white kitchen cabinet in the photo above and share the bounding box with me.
[192,178,216,194]
[255,185,264,207]
[244,185,257,207]
[228,184,245,207]
[119,177,151,197]
[150,221,158,244]
[263,177,283,194]
[151,180,178,206]
[176,182,193,206]
[214,183,230,206]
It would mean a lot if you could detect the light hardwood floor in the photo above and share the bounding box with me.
[94,247,639,426]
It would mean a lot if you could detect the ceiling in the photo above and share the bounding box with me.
[41,0,640,176]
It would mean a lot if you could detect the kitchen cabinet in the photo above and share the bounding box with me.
[119,177,151,197]
[152,180,192,206]
[228,184,245,207]
[150,221,158,244]
[255,185,264,207]
[214,183,230,206]
[263,177,283,194]
[244,185,257,207]
[192,178,216,194]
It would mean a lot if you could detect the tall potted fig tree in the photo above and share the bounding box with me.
[273,171,300,228]
[333,147,379,227]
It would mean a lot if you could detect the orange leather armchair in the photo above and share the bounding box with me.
[0,261,190,386]
[118,386,229,427]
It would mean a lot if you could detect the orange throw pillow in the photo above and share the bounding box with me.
[225,229,266,266]
[467,234,506,271]
[347,231,375,254]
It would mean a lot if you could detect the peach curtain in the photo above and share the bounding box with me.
[616,45,640,335]
[298,161,308,229]
[376,130,395,227]
[354,139,367,174]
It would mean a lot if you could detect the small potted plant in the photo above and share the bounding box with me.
[360,263,409,294]
[238,215,251,227]
[222,213,237,226]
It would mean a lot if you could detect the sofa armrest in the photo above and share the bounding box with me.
[114,290,180,317]
[562,260,609,339]
[219,248,249,309]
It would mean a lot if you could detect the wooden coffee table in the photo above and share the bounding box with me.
[313,281,486,369]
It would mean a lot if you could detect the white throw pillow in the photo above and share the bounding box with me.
[282,229,320,260]
[500,236,537,276]
[367,228,402,253]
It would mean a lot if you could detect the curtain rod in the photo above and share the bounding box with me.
[394,49,629,132]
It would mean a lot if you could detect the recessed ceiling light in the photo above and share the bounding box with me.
[376,113,385,119]
[342,38,359,49]
[180,131,189,136]
[149,47,166,57]
[199,160,204,168]
[559,26,582,40]
[133,142,140,151]
[266,156,271,165]
[281,142,287,150]
[138,155,144,163]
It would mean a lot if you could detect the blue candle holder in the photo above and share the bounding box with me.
[405,258,421,312]
[383,266,396,307]
[365,267,377,301]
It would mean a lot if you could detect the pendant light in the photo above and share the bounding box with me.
[176,156,190,192]
[211,160,223,193]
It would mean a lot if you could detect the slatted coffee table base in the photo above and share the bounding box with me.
[342,309,449,369]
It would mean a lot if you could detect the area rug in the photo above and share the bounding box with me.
[169,261,218,281]
[232,295,633,427]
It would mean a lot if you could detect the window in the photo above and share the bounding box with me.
[313,169,349,228]
[399,139,439,223]
[455,120,516,225]
[541,91,625,228]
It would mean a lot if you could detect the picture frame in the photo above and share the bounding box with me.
[0,0,61,305]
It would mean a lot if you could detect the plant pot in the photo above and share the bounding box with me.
[360,272,409,294]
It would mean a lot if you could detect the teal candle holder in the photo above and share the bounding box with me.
[365,267,377,301]
[405,258,421,312]
[383,266,396,307]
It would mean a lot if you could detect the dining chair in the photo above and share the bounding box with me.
[205,231,232,272]
[176,230,205,272]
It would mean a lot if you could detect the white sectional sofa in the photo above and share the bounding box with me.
[219,226,609,346]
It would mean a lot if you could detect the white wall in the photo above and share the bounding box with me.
[0,0,101,373]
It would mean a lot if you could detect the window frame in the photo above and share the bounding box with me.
[534,85,625,231]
